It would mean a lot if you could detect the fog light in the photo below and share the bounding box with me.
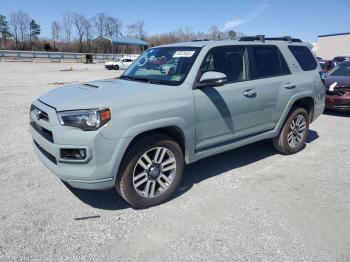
[60,148,86,160]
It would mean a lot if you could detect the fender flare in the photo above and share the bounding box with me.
[274,91,315,135]
[111,117,193,183]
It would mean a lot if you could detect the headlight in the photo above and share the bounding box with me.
[57,109,111,131]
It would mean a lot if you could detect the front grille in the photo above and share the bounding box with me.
[30,122,54,143]
[33,140,57,164]
[30,104,49,122]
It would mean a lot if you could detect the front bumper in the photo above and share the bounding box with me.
[325,93,350,111]
[29,100,123,190]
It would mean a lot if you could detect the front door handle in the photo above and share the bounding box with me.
[243,89,257,97]
[284,83,296,89]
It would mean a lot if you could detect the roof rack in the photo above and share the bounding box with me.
[265,36,302,42]
[239,35,266,42]
[239,35,302,43]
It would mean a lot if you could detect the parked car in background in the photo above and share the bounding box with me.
[318,59,335,73]
[105,58,134,70]
[325,60,350,111]
[159,58,179,75]
[332,55,350,66]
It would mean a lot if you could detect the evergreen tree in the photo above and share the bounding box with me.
[228,30,236,38]
[0,15,11,49]
[29,19,40,48]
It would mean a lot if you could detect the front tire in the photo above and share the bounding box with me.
[117,134,184,209]
[113,65,119,70]
[273,107,309,154]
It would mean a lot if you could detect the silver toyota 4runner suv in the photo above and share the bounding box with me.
[30,36,325,208]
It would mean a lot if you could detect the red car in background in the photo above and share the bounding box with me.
[318,59,335,73]
[325,61,350,111]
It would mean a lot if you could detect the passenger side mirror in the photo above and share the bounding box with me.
[195,71,227,88]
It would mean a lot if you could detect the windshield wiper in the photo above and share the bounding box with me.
[132,77,153,83]
[120,75,167,85]
[119,75,131,80]
[119,75,148,82]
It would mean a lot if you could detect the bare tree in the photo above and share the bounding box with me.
[209,25,220,39]
[71,12,87,52]
[9,13,19,49]
[93,13,107,37]
[84,18,93,52]
[51,21,61,47]
[18,11,31,46]
[62,11,72,50]
[175,26,194,41]
[10,11,31,49]
[105,16,123,37]
[126,20,145,39]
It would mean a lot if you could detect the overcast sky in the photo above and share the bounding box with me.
[1,0,349,43]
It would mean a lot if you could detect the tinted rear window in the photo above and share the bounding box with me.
[250,46,290,79]
[288,45,317,71]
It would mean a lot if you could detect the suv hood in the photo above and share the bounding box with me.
[39,78,175,111]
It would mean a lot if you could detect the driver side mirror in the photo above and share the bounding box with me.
[195,71,227,88]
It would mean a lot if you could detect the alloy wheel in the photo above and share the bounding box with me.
[287,114,306,148]
[132,147,176,198]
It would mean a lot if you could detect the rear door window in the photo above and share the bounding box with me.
[288,45,317,71]
[250,45,290,79]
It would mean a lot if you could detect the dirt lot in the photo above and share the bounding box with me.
[0,62,349,261]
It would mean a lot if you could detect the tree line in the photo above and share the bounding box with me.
[0,11,239,54]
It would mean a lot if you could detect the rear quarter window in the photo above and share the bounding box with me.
[250,45,290,79]
[288,45,317,71]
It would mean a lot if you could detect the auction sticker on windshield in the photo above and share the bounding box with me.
[173,51,196,58]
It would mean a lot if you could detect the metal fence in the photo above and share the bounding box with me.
[0,50,140,63]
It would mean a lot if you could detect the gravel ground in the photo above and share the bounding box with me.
[0,62,350,262]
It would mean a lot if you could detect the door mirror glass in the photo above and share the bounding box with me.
[197,71,227,88]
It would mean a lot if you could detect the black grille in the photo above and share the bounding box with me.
[30,104,49,122]
[326,90,347,96]
[30,122,54,143]
[33,140,57,164]
[326,87,350,96]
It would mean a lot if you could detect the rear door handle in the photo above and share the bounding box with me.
[284,83,296,89]
[243,89,257,97]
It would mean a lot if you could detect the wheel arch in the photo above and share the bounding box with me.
[114,125,188,183]
[125,126,186,155]
[291,96,315,121]
[274,93,315,136]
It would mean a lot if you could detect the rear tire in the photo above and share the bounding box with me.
[273,107,309,154]
[113,65,119,70]
[116,134,184,209]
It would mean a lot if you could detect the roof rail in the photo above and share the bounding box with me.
[239,35,265,42]
[265,36,302,42]
[239,35,302,43]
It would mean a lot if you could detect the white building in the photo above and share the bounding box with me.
[316,32,350,60]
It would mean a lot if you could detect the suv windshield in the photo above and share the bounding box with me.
[120,47,201,85]
[328,61,350,76]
